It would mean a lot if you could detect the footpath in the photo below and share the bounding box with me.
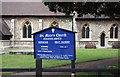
[2,57,120,77]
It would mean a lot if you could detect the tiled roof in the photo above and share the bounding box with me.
[0,19,12,35]
[2,2,118,19]
[1,2,65,16]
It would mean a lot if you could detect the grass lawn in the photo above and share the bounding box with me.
[0,48,119,68]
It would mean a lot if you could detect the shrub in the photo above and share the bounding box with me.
[107,65,120,77]
[112,42,120,48]
[85,42,96,48]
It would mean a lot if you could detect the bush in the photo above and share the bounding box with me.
[112,42,120,48]
[85,42,96,48]
[107,65,120,77]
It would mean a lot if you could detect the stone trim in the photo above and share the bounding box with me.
[108,39,118,41]
[80,38,91,41]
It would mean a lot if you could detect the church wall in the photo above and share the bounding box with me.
[3,17,72,47]
[42,17,72,31]
[2,17,119,48]
[76,19,120,48]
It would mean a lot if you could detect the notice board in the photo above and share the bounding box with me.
[33,27,76,60]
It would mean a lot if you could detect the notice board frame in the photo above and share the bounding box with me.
[33,27,76,77]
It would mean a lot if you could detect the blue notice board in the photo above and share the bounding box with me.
[33,27,76,60]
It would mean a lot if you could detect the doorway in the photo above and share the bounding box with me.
[100,33,105,47]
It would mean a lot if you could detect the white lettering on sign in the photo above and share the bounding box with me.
[39,34,44,37]
[59,46,68,49]
[38,50,52,53]
[37,54,71,60]
[54,41,70,44]
[54,38,62,40]
[43,38,54,40]
[56,33,67,37]
[43,38,62,40]
[41,46,48,50]
[61,41,70,44]
[41,46,48,47]
[43,33,67,38]
[38,41,48,44]
[45,34,55,37]
[54,41,60,44]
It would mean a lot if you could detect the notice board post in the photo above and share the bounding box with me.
[36,59,42,77]
[71,60,75,77]
[71,31,76,77]
[33,27,76,77]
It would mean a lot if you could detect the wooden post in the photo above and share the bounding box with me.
[98,72,102,77]
[71,60,75,77]
[36,59,42,77]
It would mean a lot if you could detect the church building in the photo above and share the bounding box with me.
[0,2,119,49]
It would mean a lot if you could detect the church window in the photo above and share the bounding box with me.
[82,27,85,38]
[110,24,118,39]
[115,27,118,38]
[51,21,59,27]
[23,25,27,38]
[82,24,89,38]
[86,27,89,38]
[110,26,113,38]
[23,21,32,38]
[28,25,32,38]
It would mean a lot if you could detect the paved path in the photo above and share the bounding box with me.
[2,57,120,77]
[0,52,5,55]
[9,50,34,55]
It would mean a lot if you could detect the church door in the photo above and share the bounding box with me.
[100,33,105,47]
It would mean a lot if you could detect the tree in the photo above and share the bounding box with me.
[44,2,120,18]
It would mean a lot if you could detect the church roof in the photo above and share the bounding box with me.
[1,2,65,16]
[0,19,12,35]
[1,2,119,19]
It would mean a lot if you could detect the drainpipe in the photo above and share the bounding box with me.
[71,11,78,77]
[72,11,79,47]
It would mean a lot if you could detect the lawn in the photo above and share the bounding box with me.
[0,48,119,68]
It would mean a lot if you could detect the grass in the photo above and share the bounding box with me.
[76,48,119,62]
[0,48,119,68]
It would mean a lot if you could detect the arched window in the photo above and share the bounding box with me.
[82,24,90,38]
[86,27,89,38]
[23,25,27,38]
[110,27,113,38]
[110,24,118,39]
[51,21,58,27]
[22,21,32,38]
[115,27,118,38]
[28,25,32,38]
[82,27,85,38]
